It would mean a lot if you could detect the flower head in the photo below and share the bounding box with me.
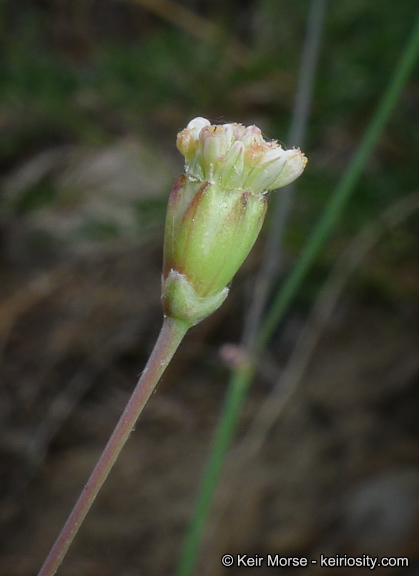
[176,117,307,194]
[162,117,307,327]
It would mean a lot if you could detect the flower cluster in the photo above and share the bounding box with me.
[162,117,307,327]
[176,117,307,194]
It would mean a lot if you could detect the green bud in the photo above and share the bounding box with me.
[162,117,307,326]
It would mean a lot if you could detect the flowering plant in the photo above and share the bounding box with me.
[37,117,306,576]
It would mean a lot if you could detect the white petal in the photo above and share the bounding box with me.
[270,149,307,189]
[187,117,211,140]
[218,141,245,188]
[244,154,288,192]
[241,125,264,147]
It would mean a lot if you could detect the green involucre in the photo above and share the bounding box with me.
[163,176,267,300]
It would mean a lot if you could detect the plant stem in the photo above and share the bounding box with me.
[37,316,189,576]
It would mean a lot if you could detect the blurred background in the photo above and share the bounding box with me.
[0,1,419,575]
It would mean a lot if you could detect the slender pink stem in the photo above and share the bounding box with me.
[37,316,189,576]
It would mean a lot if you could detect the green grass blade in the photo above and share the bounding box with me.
[258,7,419,350]
[175,365,254,576]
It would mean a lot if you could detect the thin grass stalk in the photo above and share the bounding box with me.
[257,9,419,351]
[243,0,327,348]
[176,9,419,576]
[175,363,255,576]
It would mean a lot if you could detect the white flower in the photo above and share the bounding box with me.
[176,117,307,194]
